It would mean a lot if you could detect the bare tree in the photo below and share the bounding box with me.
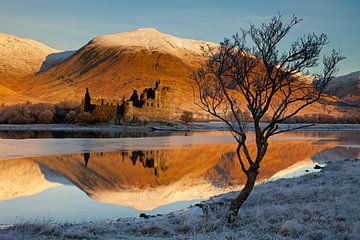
[193,15,344,223]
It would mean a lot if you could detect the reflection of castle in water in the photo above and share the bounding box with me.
[83,150,167,177]
[83,152,90,167]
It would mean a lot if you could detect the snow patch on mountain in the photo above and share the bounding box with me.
[91,28,217,58]
[0,33,61,80]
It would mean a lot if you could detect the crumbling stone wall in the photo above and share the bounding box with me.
[82,80,172,123]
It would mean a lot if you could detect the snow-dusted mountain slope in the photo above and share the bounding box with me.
[0,33,59,82]
[91,28,216,58]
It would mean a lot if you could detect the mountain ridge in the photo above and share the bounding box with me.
[0,29,358,119]
[90,28,217,58]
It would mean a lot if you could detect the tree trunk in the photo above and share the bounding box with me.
[226,171,258,223]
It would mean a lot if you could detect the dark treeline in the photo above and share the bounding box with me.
[0,101,97,124]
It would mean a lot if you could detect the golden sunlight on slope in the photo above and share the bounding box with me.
[0,30,356,119]
[0,33,62,104]
[0,33,60,85]
[23,49,201,114]
[0,84,37,104]
[15,29,216,115]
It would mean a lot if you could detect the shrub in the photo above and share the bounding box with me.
[0,103,54,124]
[37,110,54,124]
[7,114,34,124]
[54,101,80,123]
[65,111,77,123]
[76,112,94,124]
[180,111,194,125]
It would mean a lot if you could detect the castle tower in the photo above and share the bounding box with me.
[154,80,161,109]
[155,80,160,89]
[123,100,134,122]
[84,88,91,112]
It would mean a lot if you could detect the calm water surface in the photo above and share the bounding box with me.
[0,130,359,223]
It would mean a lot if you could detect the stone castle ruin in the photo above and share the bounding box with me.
[82,80,172,123]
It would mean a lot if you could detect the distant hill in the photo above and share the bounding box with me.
[326,71,360,106]
[0,33,71,103]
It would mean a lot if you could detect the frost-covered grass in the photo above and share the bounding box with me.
[1,160,359,239]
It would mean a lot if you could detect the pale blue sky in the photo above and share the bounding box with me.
[0,0,359,74]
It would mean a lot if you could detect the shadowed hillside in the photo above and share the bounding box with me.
[326,71,360,106]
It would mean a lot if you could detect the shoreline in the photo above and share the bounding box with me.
[0,159,359,239]
[0,123,359,133]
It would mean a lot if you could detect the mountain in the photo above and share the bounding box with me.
[0,33,62,82]
[0,33,74,103]
[11,28,216,115]
[326,71,360,106]
[0,29,358,119]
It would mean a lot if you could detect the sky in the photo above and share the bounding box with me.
[0,0,359,75]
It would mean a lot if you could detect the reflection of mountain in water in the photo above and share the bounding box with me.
[0,132,358,210]
[0,159,61,201]
[312,146,359,163]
